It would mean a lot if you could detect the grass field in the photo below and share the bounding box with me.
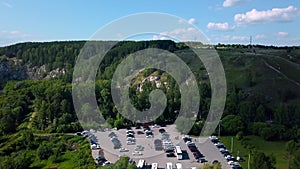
[219,136,287,169]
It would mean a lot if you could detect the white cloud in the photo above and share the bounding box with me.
[254,34,266,40]
[188,18,196,24]
[153,27,205,42]
[231,36,249,41]
[179,18,196,25]
[223,0,241,7]
[278,32,288,37]
[207,22,234,31]
[0,30,33,46]
[2,1,12,8]
[223,0,250,7]
[234,6,299,26]
[211,35,260,43]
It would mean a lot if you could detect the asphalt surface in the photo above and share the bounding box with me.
[92,125,232,169]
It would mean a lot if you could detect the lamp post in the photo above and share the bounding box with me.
[218,120,222,138]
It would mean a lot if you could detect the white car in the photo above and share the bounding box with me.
[103,161,111,166]
[182,135,190,139]
[228,161,234,165]
[209,135,218,140]
[219,148,225,152]
[127,141,135,145]
[127,137,135,141]
[214,142,223,146]
[132,151,142,156]
[146,135,153,138]
[91,144,97,150]
[186,141,195,146]
[152,124,160,128]
[119,148,129,152]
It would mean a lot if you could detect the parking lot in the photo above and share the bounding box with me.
[91,124,233,169]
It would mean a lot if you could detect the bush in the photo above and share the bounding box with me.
[236,131,244,140]
[37,144,53,160]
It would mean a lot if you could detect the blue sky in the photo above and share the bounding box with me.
[0,0,299,46]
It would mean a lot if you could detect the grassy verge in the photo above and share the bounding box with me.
[219,136,287,169]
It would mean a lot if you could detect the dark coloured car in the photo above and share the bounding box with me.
[212,160,220,164]
[166,153,176,157]
[127,134,134,138]
[216,144,225,149]
[189,146,198,152]
[197,158,208,163]
[165,149,174,153]
[227,157,236,162]
[137,131,144,135]
[159,128,166,133]
[211,139,219,144]
[135,125,141,129]
[223,151,231,157]
[160,123,166,127]
[183,137,192,142]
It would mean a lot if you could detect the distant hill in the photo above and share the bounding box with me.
[0,41,299,104]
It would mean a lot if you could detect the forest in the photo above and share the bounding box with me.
[0,40,300,168]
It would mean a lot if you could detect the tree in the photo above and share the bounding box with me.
[198,163,222,169]
[221,115,244,135]
[175,117,194,134]
[285,140,297,168]
[37,143,53,160]
[251,151,276,169]
[291,150,300,169]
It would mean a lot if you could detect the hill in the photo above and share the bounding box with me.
[0,41,300,168]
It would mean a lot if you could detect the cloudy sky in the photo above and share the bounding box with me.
[0,0,299,46]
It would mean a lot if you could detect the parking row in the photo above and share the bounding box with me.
[77,130,101,150]
[209,136,244,169]
[183,135,208,163]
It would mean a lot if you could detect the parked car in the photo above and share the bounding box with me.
[135,146,144,151]
[126,130,135,134]
[132,151,142,156]
[159,128,166,133]
[237,156,245,162]
[165,149,174,153]
[212,160,220,165]
[152,124,160,128]
[127,137,135,141]
[103,161,111,166]
[166,152,176,157]
[137,131,144,135]
[126,134,134,138]
[197,157,208,163]
[119,148,129,152]
[127,141,135,145]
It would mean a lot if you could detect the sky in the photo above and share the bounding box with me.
[0,0,300,46]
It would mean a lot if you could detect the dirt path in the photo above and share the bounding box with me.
[263,60,300,87]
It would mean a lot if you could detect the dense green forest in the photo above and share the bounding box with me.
[0,40,300,168]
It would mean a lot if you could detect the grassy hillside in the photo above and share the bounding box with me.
[0,41,300,168]
[220,136,287,169]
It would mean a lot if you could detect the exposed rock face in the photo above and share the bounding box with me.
[0,58,28,87]
[0,57,66,88]
[26,65,47,80]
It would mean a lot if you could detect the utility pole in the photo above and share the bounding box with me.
[218,120,221,138]
[231,137,234,153]
[248,153,251,169]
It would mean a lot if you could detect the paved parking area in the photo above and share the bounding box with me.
[92,125,231,169]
